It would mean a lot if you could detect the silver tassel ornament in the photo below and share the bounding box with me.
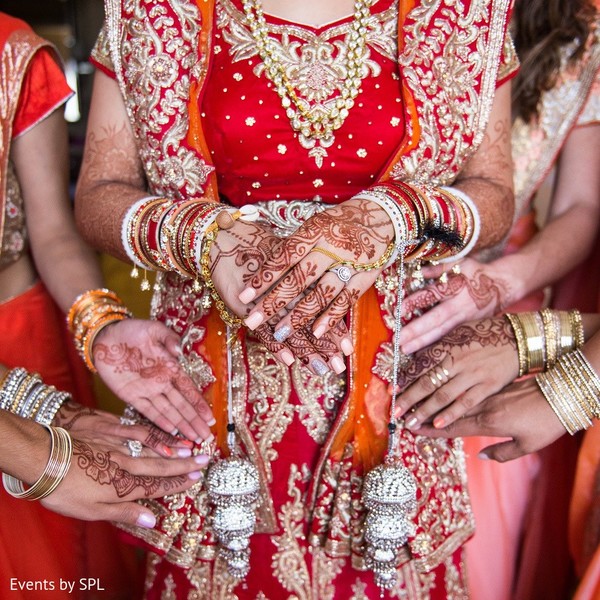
[206,454,260,579]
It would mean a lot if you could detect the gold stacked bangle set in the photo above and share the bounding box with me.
[67,288,133,372]
[2,424,73,501]
[505,309,600,434]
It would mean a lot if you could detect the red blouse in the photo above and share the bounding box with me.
[201,0,405,205]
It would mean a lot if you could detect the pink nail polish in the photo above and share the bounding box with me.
[177,448,192,457]
[340,338,354,355]
[331,356,346,373]
[188,471,203,480]
[137,513,156,529]
[281,350,295,366]
[313,324,326,339]
[244,312,264,330]
[239,288,257,304]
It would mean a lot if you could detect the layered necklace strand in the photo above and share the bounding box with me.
[242,0,373,165]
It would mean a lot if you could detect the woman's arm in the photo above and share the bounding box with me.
[75,70,147,260]
[397,121,600,354]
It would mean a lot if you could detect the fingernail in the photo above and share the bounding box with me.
[196,433,214,444]
[402,343,416,355]
[273,325,292,342]
[194,455,210,466]
[340,338,354,355]
[161,445,174,457]
[207,417,217,427]
[177,448,192,457]
[137,513,156,529]
[331,356,346,373]
[188,470,203,480]
[313,324,326,339]
[175,344,183,356]
[244,312,264,330]
[239,288,257,304]
[178,439,194,448]
[478,452,490,460]
[281,350,295,366]
[311,359,329,375]
[405,416,419,429]
[433,417,445,429]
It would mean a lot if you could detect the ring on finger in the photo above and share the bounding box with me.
[126,439,143,458]
[429,366,450,387]
[329,265,352,283]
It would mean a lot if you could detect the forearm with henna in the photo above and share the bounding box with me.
[455,113,514,248]
[75,125,147,260]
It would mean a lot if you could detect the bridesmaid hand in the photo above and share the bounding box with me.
[398,257,513,355]
[92,319,215,443]
[394,317,519,430]
[53,401,197,458]
[417,378,566,462]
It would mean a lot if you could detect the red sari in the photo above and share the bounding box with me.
[91,0,515,597]
[0,13,141,599]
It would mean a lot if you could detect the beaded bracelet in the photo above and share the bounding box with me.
[2,424,73,501]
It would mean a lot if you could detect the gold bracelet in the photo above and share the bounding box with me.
[505,313,527,377]
[199,224,243,329]
[2,425,73,501]
[309,240,396,272]
[540,309,559,367]
[569,309,584,349]
[518,311,546,374]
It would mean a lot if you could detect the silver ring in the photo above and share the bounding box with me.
[126,439,143,458]
[330,265,352,283]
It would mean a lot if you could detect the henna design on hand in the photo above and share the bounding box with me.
[397,318,515,389]
[262,260,320,318]
[94,343,179,382]
[325,287,361,329]
[54,401,96,430]
[144,426,180,450]
[404,270,509,316]
[73,439,187,498]
[289,282,338,330]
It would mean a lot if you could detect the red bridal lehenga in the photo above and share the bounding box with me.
[91,0,516,597]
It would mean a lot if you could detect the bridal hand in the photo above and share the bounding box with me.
[238,197,394,342]
[209,219,351,374]
[92,319,215,443]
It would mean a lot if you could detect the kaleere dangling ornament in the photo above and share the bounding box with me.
[361,244,418,590]
[206,327,260,579]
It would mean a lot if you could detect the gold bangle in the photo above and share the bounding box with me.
[2,425,73,501]
[505,313,527,377]
[518,311,546,374]
[199,224,243,329]
[569,309,584,349]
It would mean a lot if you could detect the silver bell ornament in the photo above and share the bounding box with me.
[361,457,417,590]
[206,455,260,579]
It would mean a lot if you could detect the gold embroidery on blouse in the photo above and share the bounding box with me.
[100,0,215,199]
[390,0,512,186]
[217,0,397,167]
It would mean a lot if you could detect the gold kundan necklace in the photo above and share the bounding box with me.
[242,0,373,167]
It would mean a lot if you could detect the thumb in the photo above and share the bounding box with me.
[478,439,522,463]
[105,503,157,529]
